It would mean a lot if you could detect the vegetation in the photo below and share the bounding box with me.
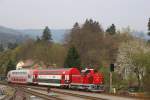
[143,63,150,94]
[17,27,66,67]
[64,46,81,70]
[66,19,104,67]
[106,24,116,35]
[41,26,52,42]
[5,60,16,75]
[7,42,18,50]
[0,49,18,75]
[0,44,4,52]
[116,38,150,92]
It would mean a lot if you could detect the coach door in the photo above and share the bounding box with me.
[27,72,33,83]
[62,74,65,84]
[65,75,70,84]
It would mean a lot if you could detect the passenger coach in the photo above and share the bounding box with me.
[35,68,80,87]
[7,70,33,84]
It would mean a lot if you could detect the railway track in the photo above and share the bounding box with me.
[23,85,140,100]
[21,87,64,100]
[23,85,107,100]
[0,82,147,100]
[0,82,63,100]
[0,82,105,100]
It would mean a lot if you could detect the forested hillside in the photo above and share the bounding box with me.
[0,26,26,46]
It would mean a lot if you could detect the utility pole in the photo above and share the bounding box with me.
[109,71,112,93]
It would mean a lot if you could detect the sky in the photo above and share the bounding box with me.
[0,0,150,31]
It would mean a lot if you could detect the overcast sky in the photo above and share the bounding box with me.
[0,0,149,31]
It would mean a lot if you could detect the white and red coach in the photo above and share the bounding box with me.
[35,68,80,87]
[7,69,33,84]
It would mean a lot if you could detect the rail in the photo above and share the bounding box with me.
[0,82,64,100]
[22,87,64,100]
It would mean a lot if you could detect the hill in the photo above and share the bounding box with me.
[0,26,69,45]
[0,26,26,46]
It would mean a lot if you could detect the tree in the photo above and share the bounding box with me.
[69,22,81,45]
[65,19,104,68]
[131,52,150,90]
[72,22,80,32]
[143,59,150,94]
[8,42,18,49]
[106,24,116,35]
[64,46,81,70]
[36,36,41,42]
[116,39,150,90]
[5,60,16,75]
[148,18,150,36]
[0,44,4,52]
[41,26,52,42]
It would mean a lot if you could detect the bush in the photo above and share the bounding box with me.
[143,71,150,95]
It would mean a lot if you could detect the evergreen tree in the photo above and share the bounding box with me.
[41,26,52,42]
[69,22,81,44]
[83,19,103,33]
[8,42,18,49]
[5,60,16,75]
[0,44,4,52]
[64,46,81,70]
[72,22,80,33]
[148,18,150,36]
[36,36,41,42]
[106,24,116,35]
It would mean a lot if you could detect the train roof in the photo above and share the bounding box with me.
[37,67,80,75]
[47,68,76,70]
[9,69,33,73]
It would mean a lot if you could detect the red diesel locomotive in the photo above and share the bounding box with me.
[7,68,104,92]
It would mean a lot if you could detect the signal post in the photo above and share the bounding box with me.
[109,64,114,93]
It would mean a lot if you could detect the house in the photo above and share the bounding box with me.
[16,60,48,70]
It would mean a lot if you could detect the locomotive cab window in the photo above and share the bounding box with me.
[81,70,90,76]
[85,70,90,75]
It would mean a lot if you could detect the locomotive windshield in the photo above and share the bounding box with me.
[81,70,91,76]
[85,70,90,75]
